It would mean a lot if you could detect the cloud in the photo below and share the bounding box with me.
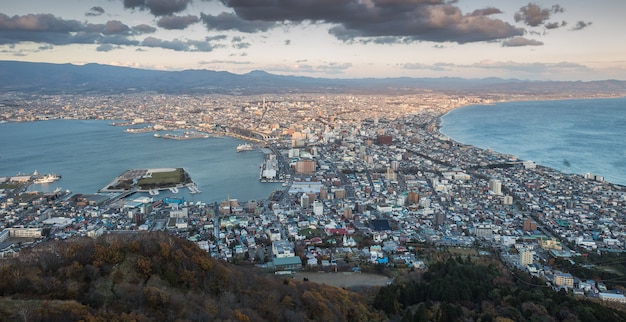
[141,36,221,51]
[470,7,503,16]
[86,6,105,17]
[514,3,564,27]
[0,13,84,33]
[0,12,220,53]
[399,63,450,71]
[132,24,157,34]
[468,60,587,73]
[544,21,567,30]
[200,12,276,33]
[266,61,352,75]
[198,60,251,65]
[213,1,523,43]
[157,15,199,30]
[502,36,543,47]
[96,44,116,52]
[572,21,592,31]
[122,0,191,16]
[284,39,291,45]
[232,42,250,49]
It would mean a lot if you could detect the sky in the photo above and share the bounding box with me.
[1,0,625,81]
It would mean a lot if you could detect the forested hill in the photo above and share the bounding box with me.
[374,257,626,321]
[0,232,382,321]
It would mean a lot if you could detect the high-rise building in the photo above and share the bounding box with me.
[435,213,445,226]
[407,191,420,205]
[313,201,323,216]
[520,250,534,266]
[300,194,309,208]
[489,179,502,195]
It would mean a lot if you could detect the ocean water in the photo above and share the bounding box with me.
[0,120,281,203]
[440,97,626,186]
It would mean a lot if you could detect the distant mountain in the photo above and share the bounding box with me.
[1,60,625,95]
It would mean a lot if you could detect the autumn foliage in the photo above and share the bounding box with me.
[0,232,383,321]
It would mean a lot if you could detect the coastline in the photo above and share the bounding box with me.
[434,96,626,188]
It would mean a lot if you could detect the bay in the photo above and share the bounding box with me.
[0,120,281,203]
[440,97,626,186]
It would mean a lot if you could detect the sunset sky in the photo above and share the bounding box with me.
[1,0,624,80]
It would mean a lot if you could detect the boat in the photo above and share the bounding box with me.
[34,173,61,184]
[237,143,254,152]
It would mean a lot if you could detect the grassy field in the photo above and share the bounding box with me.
[137,168,189,188]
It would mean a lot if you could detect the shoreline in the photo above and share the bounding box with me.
[434,97,626,188]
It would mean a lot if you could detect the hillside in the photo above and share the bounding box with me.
[2,61,626,96]
[0,232,383,321]
[374,256,626,321]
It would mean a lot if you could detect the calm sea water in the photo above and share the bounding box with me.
[0,120,281,203]
[441,97,626,186]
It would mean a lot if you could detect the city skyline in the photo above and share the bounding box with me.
[1,0,625,81]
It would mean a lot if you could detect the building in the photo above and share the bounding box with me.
[475,224,493,239]
[8,228,42,238]
[523,218,538,231]
[295,159,316,175]
[313,201,323,216]
[300,194,310,208]
[488,179,502,195]
[599,293,626,304]
[435,213,445,226]
[376,135,393,145]
[520,250,534,266]
[554,272,574,288]
[272,240,295,258]
[407,191,420,205]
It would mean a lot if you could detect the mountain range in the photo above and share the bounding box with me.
[1,60,626,95]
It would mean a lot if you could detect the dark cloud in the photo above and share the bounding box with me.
[0,12,216,53]
[86,6,105,17]
[514,3,565,27]
[212,1,523,43]
[232,42,250,49]
[572,21,592,31]
[132,24,157,34]
[284,39,291,45]
[470,7,503,16]
[96,44,116,52]
[0,13,84,33]
[502,36,543,47]
[141,36,221,51]
[123,0,191,16]
[544,21,560,30]
[157,15,199,30]
[200,12,276,33]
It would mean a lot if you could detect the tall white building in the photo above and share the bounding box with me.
[520,250,534,266]
[489,179,502,195]
[313,200,323,216]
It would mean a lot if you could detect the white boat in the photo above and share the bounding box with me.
[169,187,179,193]
[237,143,254,152]
[34,173,61,184]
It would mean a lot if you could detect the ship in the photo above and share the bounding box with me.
[237,143,254,152]
[34,173,61,184]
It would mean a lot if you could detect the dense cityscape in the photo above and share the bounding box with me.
[2,90,626,308]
